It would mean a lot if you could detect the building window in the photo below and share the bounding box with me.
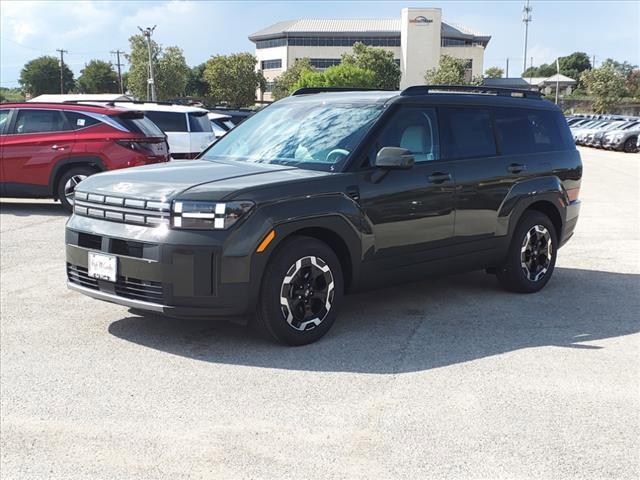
[256,38,287,49]
[442,37,485,48]
[309,58,341,69]
[264,81,275,93]
[256,36,401,48]
[261,59,282,70]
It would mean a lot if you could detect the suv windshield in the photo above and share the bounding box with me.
[201,101,384,171]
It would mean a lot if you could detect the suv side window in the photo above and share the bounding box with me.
[440,107,497,160]
[493,107,568,154]
[371,106,440,163]
[144,111,188,132]
[64,111,101,130]
[0,109,10,135]
[14,109,71,134]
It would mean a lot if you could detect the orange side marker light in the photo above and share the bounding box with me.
[256,230,276,253]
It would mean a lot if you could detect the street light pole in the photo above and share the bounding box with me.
[138,26,157,101]
[522,0,532,74]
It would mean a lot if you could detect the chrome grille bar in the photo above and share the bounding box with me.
[74,191,170,226]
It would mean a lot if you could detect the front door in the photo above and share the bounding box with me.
[357,106,456,270]
[1,108,74,193]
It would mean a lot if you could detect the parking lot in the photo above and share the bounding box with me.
[0,147,638,479]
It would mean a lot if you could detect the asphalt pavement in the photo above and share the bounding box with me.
[1,147,638,479]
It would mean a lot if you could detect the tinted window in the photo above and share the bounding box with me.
[64,111,101,129]
[112,114,164,137]
[188,112,212,133]
[494,108,572,154]
[144,111,187,132]
[0,109,10,135]
[441,108,496,159]
[372,107,439,163]
[14,109,71,134]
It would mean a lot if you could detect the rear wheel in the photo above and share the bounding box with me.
[496,211,558,293]
[623,137,637,153]
[255,236,343,346]
[57,166,95,212]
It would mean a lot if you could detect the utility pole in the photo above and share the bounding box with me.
[56,49,68,94]
[506,58,509,78]
[592,54,596,68]
[111,49,124,94]
[138,26,157,101]
[522,0,532,74]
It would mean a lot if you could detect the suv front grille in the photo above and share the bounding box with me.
[74,191,170,227]
[67,263,164,303]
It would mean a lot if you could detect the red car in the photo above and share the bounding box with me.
[0,102,169,210]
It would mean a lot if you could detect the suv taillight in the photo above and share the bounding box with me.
[116,139,166,158]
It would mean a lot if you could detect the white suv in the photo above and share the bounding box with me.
[114,103,215,159]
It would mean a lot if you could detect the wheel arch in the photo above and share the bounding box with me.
[49,156,106,198]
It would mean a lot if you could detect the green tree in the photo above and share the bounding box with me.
[185,63,208,98]
[424,55,481,85]
[522,63,557,78]
[155,46,189,99]
[125,35,189,100]
[19,55,74,96]
[581,64,626,113]
[484,67,504,78]
[341,42,401,90]
[558,52,591,83]
[272,58,314,100]
[291,64,376,91]
[0,87,25,102]
[203,52,265,107]
[76,59,119,93]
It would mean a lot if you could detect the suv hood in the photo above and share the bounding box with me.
[76,159,329,201]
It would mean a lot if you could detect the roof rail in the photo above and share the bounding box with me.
[401,85,543,100]
[17,101,114,108]
[62,99,180,106]
[291,87,384,96]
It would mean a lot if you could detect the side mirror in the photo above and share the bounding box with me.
[375,147,415,170]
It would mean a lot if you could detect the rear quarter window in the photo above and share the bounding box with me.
[144,111,188,132]
[494,107,573,154]
[63,111,101,130]
[440,107,497,159]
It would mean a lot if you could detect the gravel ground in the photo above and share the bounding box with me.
[1,147,638,480]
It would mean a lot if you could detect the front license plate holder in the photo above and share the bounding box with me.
[87,251,117,282]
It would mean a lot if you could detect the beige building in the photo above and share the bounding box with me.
[249,7,491,100]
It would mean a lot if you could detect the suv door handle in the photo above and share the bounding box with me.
[51,144,69,151]
[428,172,452,184]
[508,163,526,174]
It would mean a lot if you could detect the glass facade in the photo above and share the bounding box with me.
[257,36,401,49]
[309,58,342,69]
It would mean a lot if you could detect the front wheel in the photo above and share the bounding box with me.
[255,236,343,346]
[623,137,637,153]
[496,211,558,293]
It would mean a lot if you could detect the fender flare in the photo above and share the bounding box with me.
[497,176,568,240]
[49,156,106,196]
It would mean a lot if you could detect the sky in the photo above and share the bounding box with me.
[1,0,639,88]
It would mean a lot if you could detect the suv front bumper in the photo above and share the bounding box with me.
[65,214,260,319]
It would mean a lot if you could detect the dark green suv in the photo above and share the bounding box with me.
[66,86,582,345]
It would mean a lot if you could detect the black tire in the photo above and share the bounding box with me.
[57,166,95,212]
[496,211,558,293]
[623,137,637,153]
[255,236,343,346]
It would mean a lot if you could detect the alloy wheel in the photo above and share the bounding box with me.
[64,175,87,206]
[280,256,335,331]
[520,225,553,282]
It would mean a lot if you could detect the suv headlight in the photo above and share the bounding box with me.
[172,200,254,230]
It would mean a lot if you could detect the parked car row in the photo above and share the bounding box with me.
[567,114,639,153]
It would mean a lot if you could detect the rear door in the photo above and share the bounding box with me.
[1,108,75,193]
[187,111,215,156]
[0,108,14,195]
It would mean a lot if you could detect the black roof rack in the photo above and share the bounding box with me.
[401,85,543,100]
[5,101,113,108]
[62,99,182,106]
[291,87,385,96]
